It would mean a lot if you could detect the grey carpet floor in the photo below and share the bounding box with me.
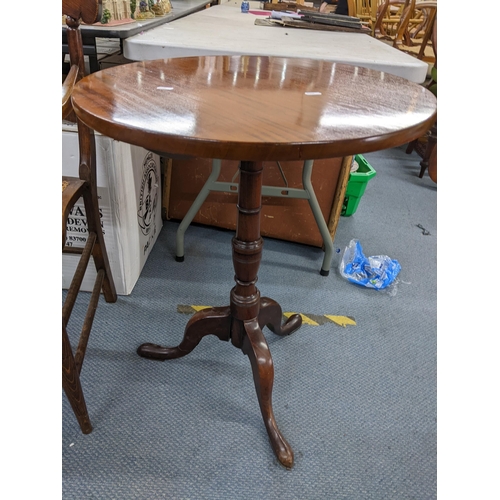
[62,145,437,499]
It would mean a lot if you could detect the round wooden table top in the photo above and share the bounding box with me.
[72,55,437,161]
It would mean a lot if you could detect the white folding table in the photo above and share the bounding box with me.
[123,2,429,275]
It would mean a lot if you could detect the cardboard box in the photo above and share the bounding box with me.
[62,122,163,295]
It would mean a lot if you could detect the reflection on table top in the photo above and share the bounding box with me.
[124,2,429,83]
[72,55,436,161]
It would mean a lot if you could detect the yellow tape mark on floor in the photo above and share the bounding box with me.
[283,312,319,326]
[324,315,357,327]
[180,306,355,328]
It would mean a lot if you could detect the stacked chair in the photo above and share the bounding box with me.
[363,0,437,181]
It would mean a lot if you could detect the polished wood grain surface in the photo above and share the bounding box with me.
[72,55,436,161]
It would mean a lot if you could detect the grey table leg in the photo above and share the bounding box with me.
[175,159,334,275]
[175,159,223,262]
[301,160,334,276]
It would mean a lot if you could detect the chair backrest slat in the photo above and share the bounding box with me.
[63,0,102,99]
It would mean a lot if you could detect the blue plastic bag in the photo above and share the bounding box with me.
[339,239,401,290]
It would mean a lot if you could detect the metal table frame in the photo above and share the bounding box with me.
[175,158,337,276]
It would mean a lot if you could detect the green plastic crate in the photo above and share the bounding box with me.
[341,154,377,216]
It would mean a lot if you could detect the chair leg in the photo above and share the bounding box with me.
[418,124,437,179]
[81,187,117,304]
[406,139,417,155]
[418,159,428,178]
[428,142,437,183]
[62,325,92,434]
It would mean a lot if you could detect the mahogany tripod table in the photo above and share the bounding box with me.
[72,55,437,468]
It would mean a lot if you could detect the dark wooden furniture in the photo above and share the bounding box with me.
[406,119,436,180]
[405,13,437,182]
[374,0,416,43]
[62,0,117,434]
[391,1,436,63]
[71,55,436,467]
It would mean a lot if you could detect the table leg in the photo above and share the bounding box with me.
[175,159,222,262]
[301,159,334,276]
[137,160,302,468]
[174,157,336,276]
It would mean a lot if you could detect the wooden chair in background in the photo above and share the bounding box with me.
[370,0,437,182]
[62,0,117,433]
[353,0,372,20]
[405,14,437,182]
[392,1,437,63]
[351,0,385,33]
[373,0,416,43]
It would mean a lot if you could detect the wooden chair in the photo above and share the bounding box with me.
[346,0,356,15]
[406,15,437,182]
[352,0,384,33]
[353,0,371,19]
[62,0,117,433]
[374,0,437,181]
[373,0,416,43]
[392,1,437,62]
